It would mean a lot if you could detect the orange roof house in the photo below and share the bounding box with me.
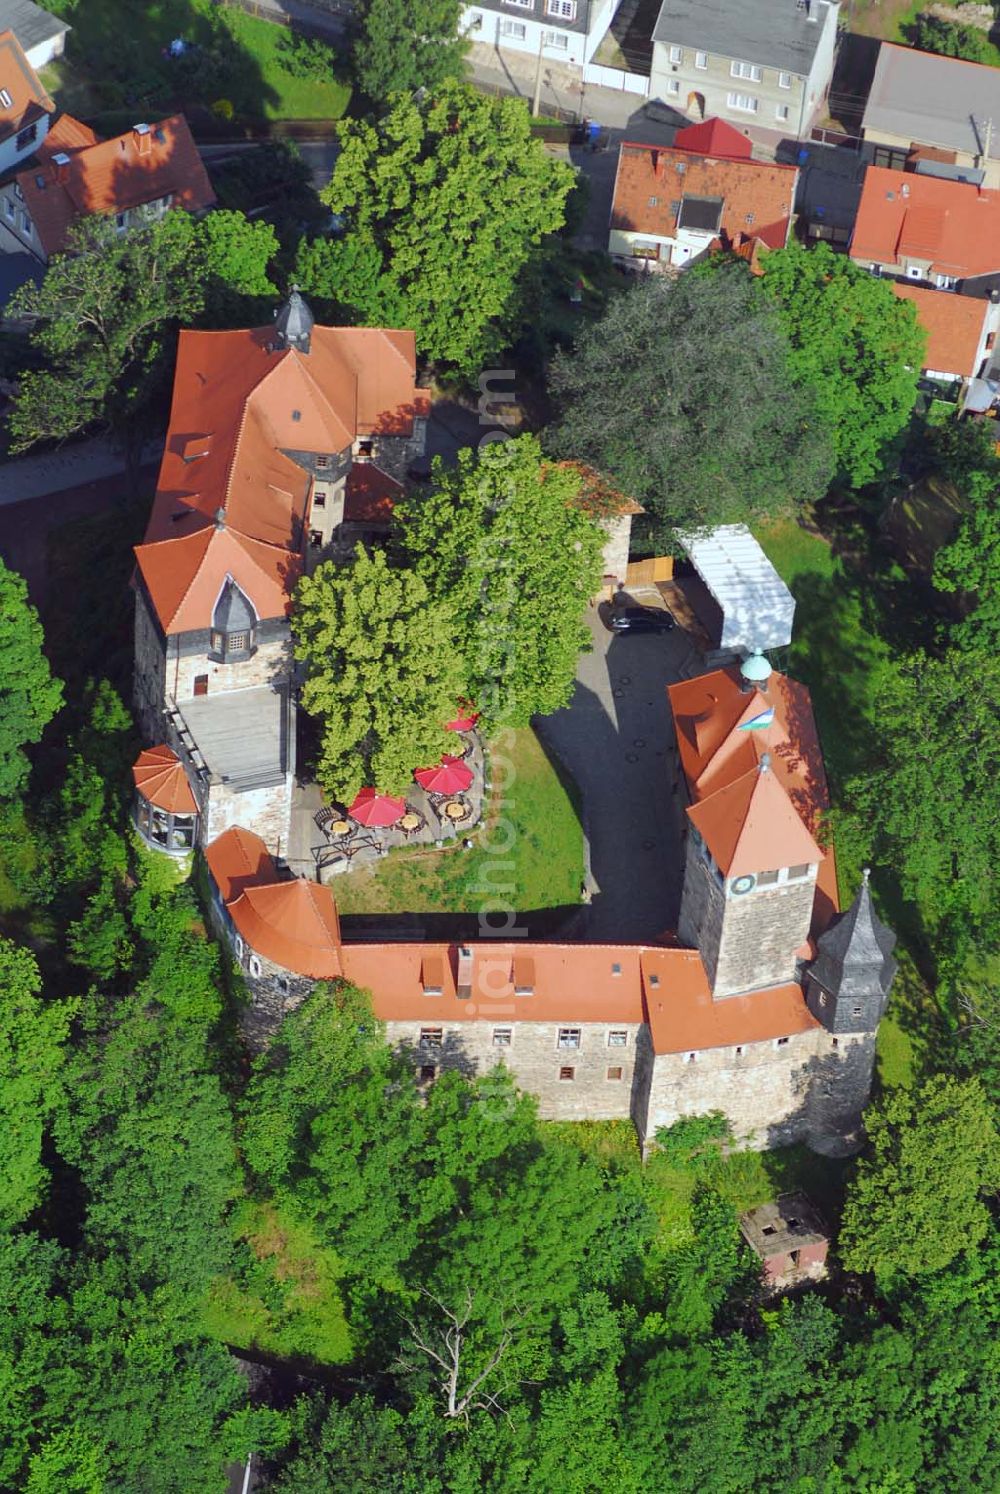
[850,165,1000,283]
[14,113,214,261]
[609,130,797,270]
[0,28,54,159]
[891,281,993,380]
[134,316,428,636]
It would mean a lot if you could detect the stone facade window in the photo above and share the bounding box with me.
[775,1037,789,1048]
[607,1030,628,1047]
[684,1051,697,1063]
[235,935,245,959]
[757,869,779,887]
[735,1045,745,1057]
[607,1066,624,1082]
[249,955,262,978]
[492,1027,512,1047]
[210,580,258,662]
[419,1064,436,1083]
[419,1028,443,1050]
[786,864,813,881]
[557,1027,581,1049]
[558,1066,575,1081]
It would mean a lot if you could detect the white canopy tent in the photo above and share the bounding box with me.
[678,524,795,654]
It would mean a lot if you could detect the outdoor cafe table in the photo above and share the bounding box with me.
[328,819,353,839]
[400,812,422,833]
[443,799,470,822]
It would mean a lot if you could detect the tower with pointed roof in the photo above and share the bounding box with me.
[273,285,313,354]
[804,870,896,1034]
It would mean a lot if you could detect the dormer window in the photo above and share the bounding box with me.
[211,579,257,662]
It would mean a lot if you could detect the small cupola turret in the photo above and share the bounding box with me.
[274,285,314,354]
[211,577,258,662]
[805,869,897,1034]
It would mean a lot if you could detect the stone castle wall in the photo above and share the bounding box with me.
[171,630,293,705]
[134,589,168,740]
[204,775,293,857]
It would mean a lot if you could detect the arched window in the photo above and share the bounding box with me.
[210,578,257,662]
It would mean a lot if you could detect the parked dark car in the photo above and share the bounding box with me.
[610,606,676,634]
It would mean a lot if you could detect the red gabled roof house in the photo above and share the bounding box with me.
[609,118,798,271]
[2,112,214,262]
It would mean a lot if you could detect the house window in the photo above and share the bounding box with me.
[547,0,577,16]
[316,454,329,469]
[852,1004,863,1017]
[193,674,208,696]
[16,122,36,151]
[543,29,569,47]
[648,195,659,207]
[935,274,956,289]
[493,1027,513,1047]
[313,490,326,509]
[468,11,482,27]
[505,0,533,7]
[3,197,12,220]
[819,992,828,1007]
[757,869,779,886]
[607,1066,624,1081]
[608,1030,628,1047]
[558,1065,575,1081]
[735,1045,744,1057]
[420,1064,436,1083]
[695,50,708,68]
[731,60,762,81]
[115,211,128,231]
[649,973,660,988]
[727,91,759,114]
[666,79,680,96]
[776,104,790,122]
[778,70,791,88]
[228,630,250,654]
[775,1037,790,1048]
[684,1051,697,1063]
[309,529,323,547]
[136,796,198,855]
[611,962,621,976]
[787,864,812,880]
[357,439,374,458]
[235,935,244,959]
[558,1027,581,1050]
[0,88,10,107]
[500,15,525,32]
[277,976,290,996]
[248,955,262,978]
[668,44,683,62]
[906,266,923,280]
[419,1028,443,1050]
[19,212,29,234]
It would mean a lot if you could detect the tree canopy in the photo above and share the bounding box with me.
[299,85,574,372]
[547,268,834,536]
[0,559,62,800]
[759,241,925,487]
[293,546,466,801]
[398,436,606,730]
[906,13,994,63]
[352,0,467,104]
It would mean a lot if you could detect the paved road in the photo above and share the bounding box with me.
[537,602,692,943]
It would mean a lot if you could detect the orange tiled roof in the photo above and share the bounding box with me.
[131,744,197,815]
[641,950,819,1053]
[687,761,824,878]
[668,666,838,932]
[850,165,1000,279]
[205,826,342,978]
[36,112,99,161]
[891,281,986,376]
[0,30,53,145]
[16,113,215,258]
[135,322,427,634]
[556,460,644,518]
[611,140,796,253]
[344,462,402,524]
[673,117,753,160]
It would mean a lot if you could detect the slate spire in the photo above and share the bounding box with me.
[806,870,897,1032]
[274,284,314,354]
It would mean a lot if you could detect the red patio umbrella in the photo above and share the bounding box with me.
[347,787,407,827]
[415,754,473,795]
[445,704,480,733]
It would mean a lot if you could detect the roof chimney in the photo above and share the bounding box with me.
[50,150,70,185]
[133,122,152,156]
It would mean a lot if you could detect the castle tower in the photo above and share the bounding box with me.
[803,871,897,1155]
[805,869,897,1033]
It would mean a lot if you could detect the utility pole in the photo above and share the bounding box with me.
[532,33,544,117]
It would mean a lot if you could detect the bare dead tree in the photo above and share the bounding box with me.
[397,1287,527,1421]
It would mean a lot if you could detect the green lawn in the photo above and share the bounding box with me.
[203,1199,352,1366]
[42,0,350,123]
[333,728,584,921]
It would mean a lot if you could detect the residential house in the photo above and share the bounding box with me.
[862,43,1000,188]
[0,113,214,263]
[461,0,617,69]
[649,0,839,140]
[849,164,1000,293]
[609,118,797,270]
[130,290,429,855]
[0,28,53,181]
[891,281,1000,391]
[199,651,896,1154]
[0,0,68,69]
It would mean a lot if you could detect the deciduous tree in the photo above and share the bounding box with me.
[548,269,833,535]
[398,436,605,729]
[300,85,574,371]
[352,0,467,104]
[0,559,62,800]
[759,241,925,487]
[840,1074,1000,1282]
[294,547,467,801]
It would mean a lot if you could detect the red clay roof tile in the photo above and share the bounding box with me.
[891,281,986,376]
[131,744,197,815]
[851,165,1000,279]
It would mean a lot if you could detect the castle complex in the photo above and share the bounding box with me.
[130,294,896,1157]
